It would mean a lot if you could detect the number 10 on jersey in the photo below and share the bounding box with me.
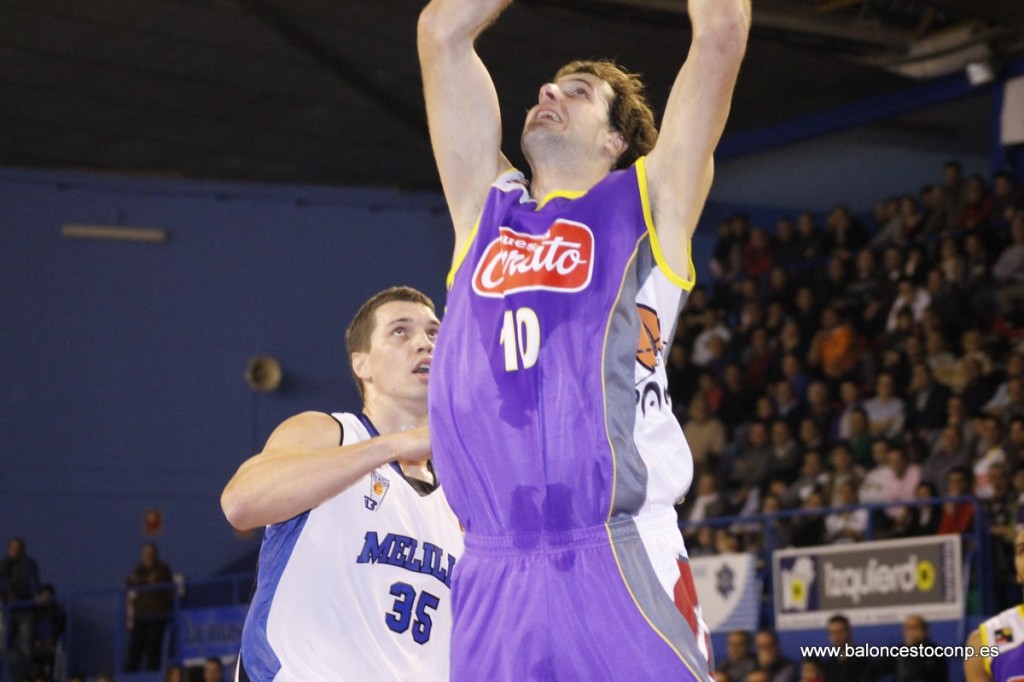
[499,307,540,372]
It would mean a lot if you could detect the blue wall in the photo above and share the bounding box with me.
[0,167,453,598]
[0,140,981,599]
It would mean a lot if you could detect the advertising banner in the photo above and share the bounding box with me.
[177,605,248,663]
[773,535,962,629]
[691,552,761,632]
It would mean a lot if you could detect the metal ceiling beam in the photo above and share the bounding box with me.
[235,0,429,140]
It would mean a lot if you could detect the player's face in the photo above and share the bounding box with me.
[521,72,623,167]
[354,300,439,406]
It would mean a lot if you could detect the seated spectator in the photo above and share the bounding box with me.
[924,330,957,388]
[825,481,868,544]
[203,656,225,682]
[963,232,992,292]
[991,171,1021,230]
[983,351,1024,423]
[765,265,794,308]
[882,443,921,523]
[800,658,824,682]
[891,615,949,682]
[688,525,718,558]
[901,481,942,537]
[777,319,806,362]
[921,425,971,490]
[774,381,802,432]
[790,489,827,547]
[1006,416,1024,462]
[945,394,976,453]
[863,373,906,439]
[868,196,904,249]
[938,238,966,288]
[667,343,701,419]
[715,528,743,555]
[684,396,727,475]
[878,307,916,358]
[743,227,774,281]
[792,287,822,350]
[730,421,774,492]
[897,194,923,242]
[938,467,975,535]
[807,306,859,382]
[992,211,1024,316]
[31,583,65,682]
[718,364,758,436]
[973,415,1008,500]
[834,380,862,437]
[717,630,757,682]
[769,420,803,485]
[989,376,1024,427]
[795,211,826,260]
[774,219,803,269]
[839,405,872,464]
[821,258,850,311]
[753,629,799,682]
[955,174,993,232]
[747,492,791,561]
[742,327,775,392]
[927,269,968,340]
[825,441,865,506]
[885,278,931,332]
[785,451,829,509]
[680,471,733,530]
[804,381,835,440]
[960,357,998,416]
[905,361,951,441]
[825,204,869,260]
[822,614,877,682]
[797,417,827,455]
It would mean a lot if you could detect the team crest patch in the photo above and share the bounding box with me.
[995,627,1014,645]
[364,471,390,511]
[635,304,663,373]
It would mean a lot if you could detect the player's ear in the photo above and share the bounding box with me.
[605,130,627,167]
[351,352,370,382]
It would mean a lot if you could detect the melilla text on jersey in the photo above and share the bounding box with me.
[356,531,458,588]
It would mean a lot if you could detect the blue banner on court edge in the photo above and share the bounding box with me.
[177,605,248,662]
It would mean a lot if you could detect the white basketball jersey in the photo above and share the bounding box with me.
[238,412,463,682]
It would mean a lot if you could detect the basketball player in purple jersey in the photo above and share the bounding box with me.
[419,0,749,679]
[965,515,1024,681]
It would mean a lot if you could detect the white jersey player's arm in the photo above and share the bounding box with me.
[418,0,512,260]
[221,412,430,531]
[644,0,749,275]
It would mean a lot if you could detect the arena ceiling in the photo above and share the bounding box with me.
[2,0,1024,189]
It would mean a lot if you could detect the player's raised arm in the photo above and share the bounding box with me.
[221,412,430,530]
[418,0,512,253]
[645,0,750,275]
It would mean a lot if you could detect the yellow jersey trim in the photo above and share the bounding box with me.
[536,189,587,210]
[635,156,696,292]
[447,215,480,290]
[446,167,521,289]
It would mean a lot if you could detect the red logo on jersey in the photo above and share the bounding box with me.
[472,220,594,297]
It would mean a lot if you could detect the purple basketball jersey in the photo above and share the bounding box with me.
[430,158,713,680]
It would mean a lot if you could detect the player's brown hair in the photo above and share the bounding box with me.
[345,286,436,401]
[554,59,658,170]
